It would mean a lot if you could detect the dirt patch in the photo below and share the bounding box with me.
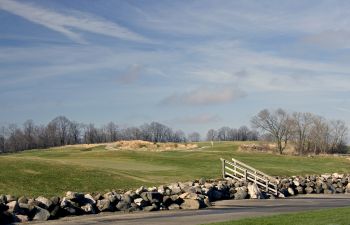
[106,140,198,151]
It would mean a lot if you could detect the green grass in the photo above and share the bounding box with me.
[204,207,350,225]
[1,141,350,197]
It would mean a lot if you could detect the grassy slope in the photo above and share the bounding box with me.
[204,207,350,225]
[1,141,350,197]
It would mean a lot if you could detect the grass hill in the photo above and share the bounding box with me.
[1,141,350,197]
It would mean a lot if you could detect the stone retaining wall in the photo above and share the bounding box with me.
[1,174,349,224]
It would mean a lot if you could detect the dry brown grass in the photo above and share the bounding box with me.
[106,140,198,151]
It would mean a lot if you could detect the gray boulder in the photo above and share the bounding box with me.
[116,200,130,211]
[143,204,158,212]
[96,199,113,212]
[168,203,180,210]
[36,196,53,210]
[33,206,50,221]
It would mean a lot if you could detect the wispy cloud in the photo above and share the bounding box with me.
[0,0,147,44]
[160,86,246,106]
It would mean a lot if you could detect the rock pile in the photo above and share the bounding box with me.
[1,173,349,224]
[0,178,269,224]
[275,173,350,197]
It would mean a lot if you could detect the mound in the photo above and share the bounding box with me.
[106,140,198,151]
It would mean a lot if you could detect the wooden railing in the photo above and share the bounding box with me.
[220,157,278,195]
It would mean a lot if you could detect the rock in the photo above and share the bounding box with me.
[248,183,263,199]
[143,204,158,212]
[180,199,200,210]
[18,196,28,204]
[0,195,6,204]
[168,203,180,210]
[96,199,113,212]
[50,205,62,219]
[234,188,248,200]
[36,196,53,210]
[123,194,133,204]
[84,194,96,205]
[5,195,16,202]
[81,203,96,214]
[140,192,163,204]
[324,189,334,194]
[116,201,130,211]
[127,203,140,212]
[199,178,206,185]
[33,206,50,221]
[157,185,166,194]
[134,198,149,207]
[66,191,85,204]
[6,200,20,213]
[287,187,295,196]
[162,196,173,207]
[305,186,314,194]
[136,186,147,195]
[103,192,119,204]
[15,214,29,223]
[0,203,8,213]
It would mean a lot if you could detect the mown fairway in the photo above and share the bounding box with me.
[1,141,350,197]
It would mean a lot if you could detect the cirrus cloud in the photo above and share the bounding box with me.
[159,86,246,106]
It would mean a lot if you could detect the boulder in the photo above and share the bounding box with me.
[136,186,147,195]
[140,192,163,204]
[168,203,180,210]
[81,203,96,214]
[33,206,50,221]
[134,198,149,208]
[6,200,20,214]
[198,178,206,185]
[84,194,96,205]
[116,201,130,211]
[180,199,200,210]
[5,195,16,202]
[18,196,28,204]
[103,192,119,204]
[287,187,295,196]
[14,214,29,223]
[0,195,6,204]
[66,191,85,205]
[234,188,248,200]
[305,186,314,194]
[247,183,263,199]
[143,204,158,212]
[36,196,53,210]
[96,199,113,212]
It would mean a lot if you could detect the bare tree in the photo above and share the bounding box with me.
[188,132,201,142]
[251,109,292,154]
[291,112,314,155]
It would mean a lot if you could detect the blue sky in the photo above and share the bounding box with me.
[1,0,350,136]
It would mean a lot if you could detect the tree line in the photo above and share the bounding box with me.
[0,116,191,153]
[251,109,348,155]
[205,126,259,142]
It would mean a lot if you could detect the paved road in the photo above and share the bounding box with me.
[33,195,350,225]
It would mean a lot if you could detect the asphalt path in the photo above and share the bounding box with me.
[32,194,350,225]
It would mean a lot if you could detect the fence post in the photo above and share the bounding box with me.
[221,159,225,179]
[266,180,269,192]
[244,169,247,180]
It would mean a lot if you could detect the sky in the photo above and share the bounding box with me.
[1,0,350,136]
